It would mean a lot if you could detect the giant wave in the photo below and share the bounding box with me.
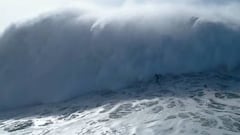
[0,1,240,110]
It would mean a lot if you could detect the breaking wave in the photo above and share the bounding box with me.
[0,1,240,110]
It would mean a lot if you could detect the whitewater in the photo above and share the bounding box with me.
[0,72,240,135]
[0,0,240,134]
[0,0,240,110]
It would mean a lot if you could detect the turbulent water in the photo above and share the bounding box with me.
[0,72,240,135]
[0,1,240,110]
[0,0,240,134]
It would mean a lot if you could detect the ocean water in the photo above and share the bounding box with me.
[0,1,240,134]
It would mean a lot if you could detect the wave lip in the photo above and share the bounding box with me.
[0,2,240,110]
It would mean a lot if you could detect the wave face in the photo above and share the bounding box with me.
[0,2,240,110]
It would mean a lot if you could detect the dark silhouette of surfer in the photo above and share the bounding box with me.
[154,74,162,84]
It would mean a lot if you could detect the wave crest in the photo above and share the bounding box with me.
[0,3,240,110]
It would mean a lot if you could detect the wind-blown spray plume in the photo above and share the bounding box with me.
[0,0,240,110]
